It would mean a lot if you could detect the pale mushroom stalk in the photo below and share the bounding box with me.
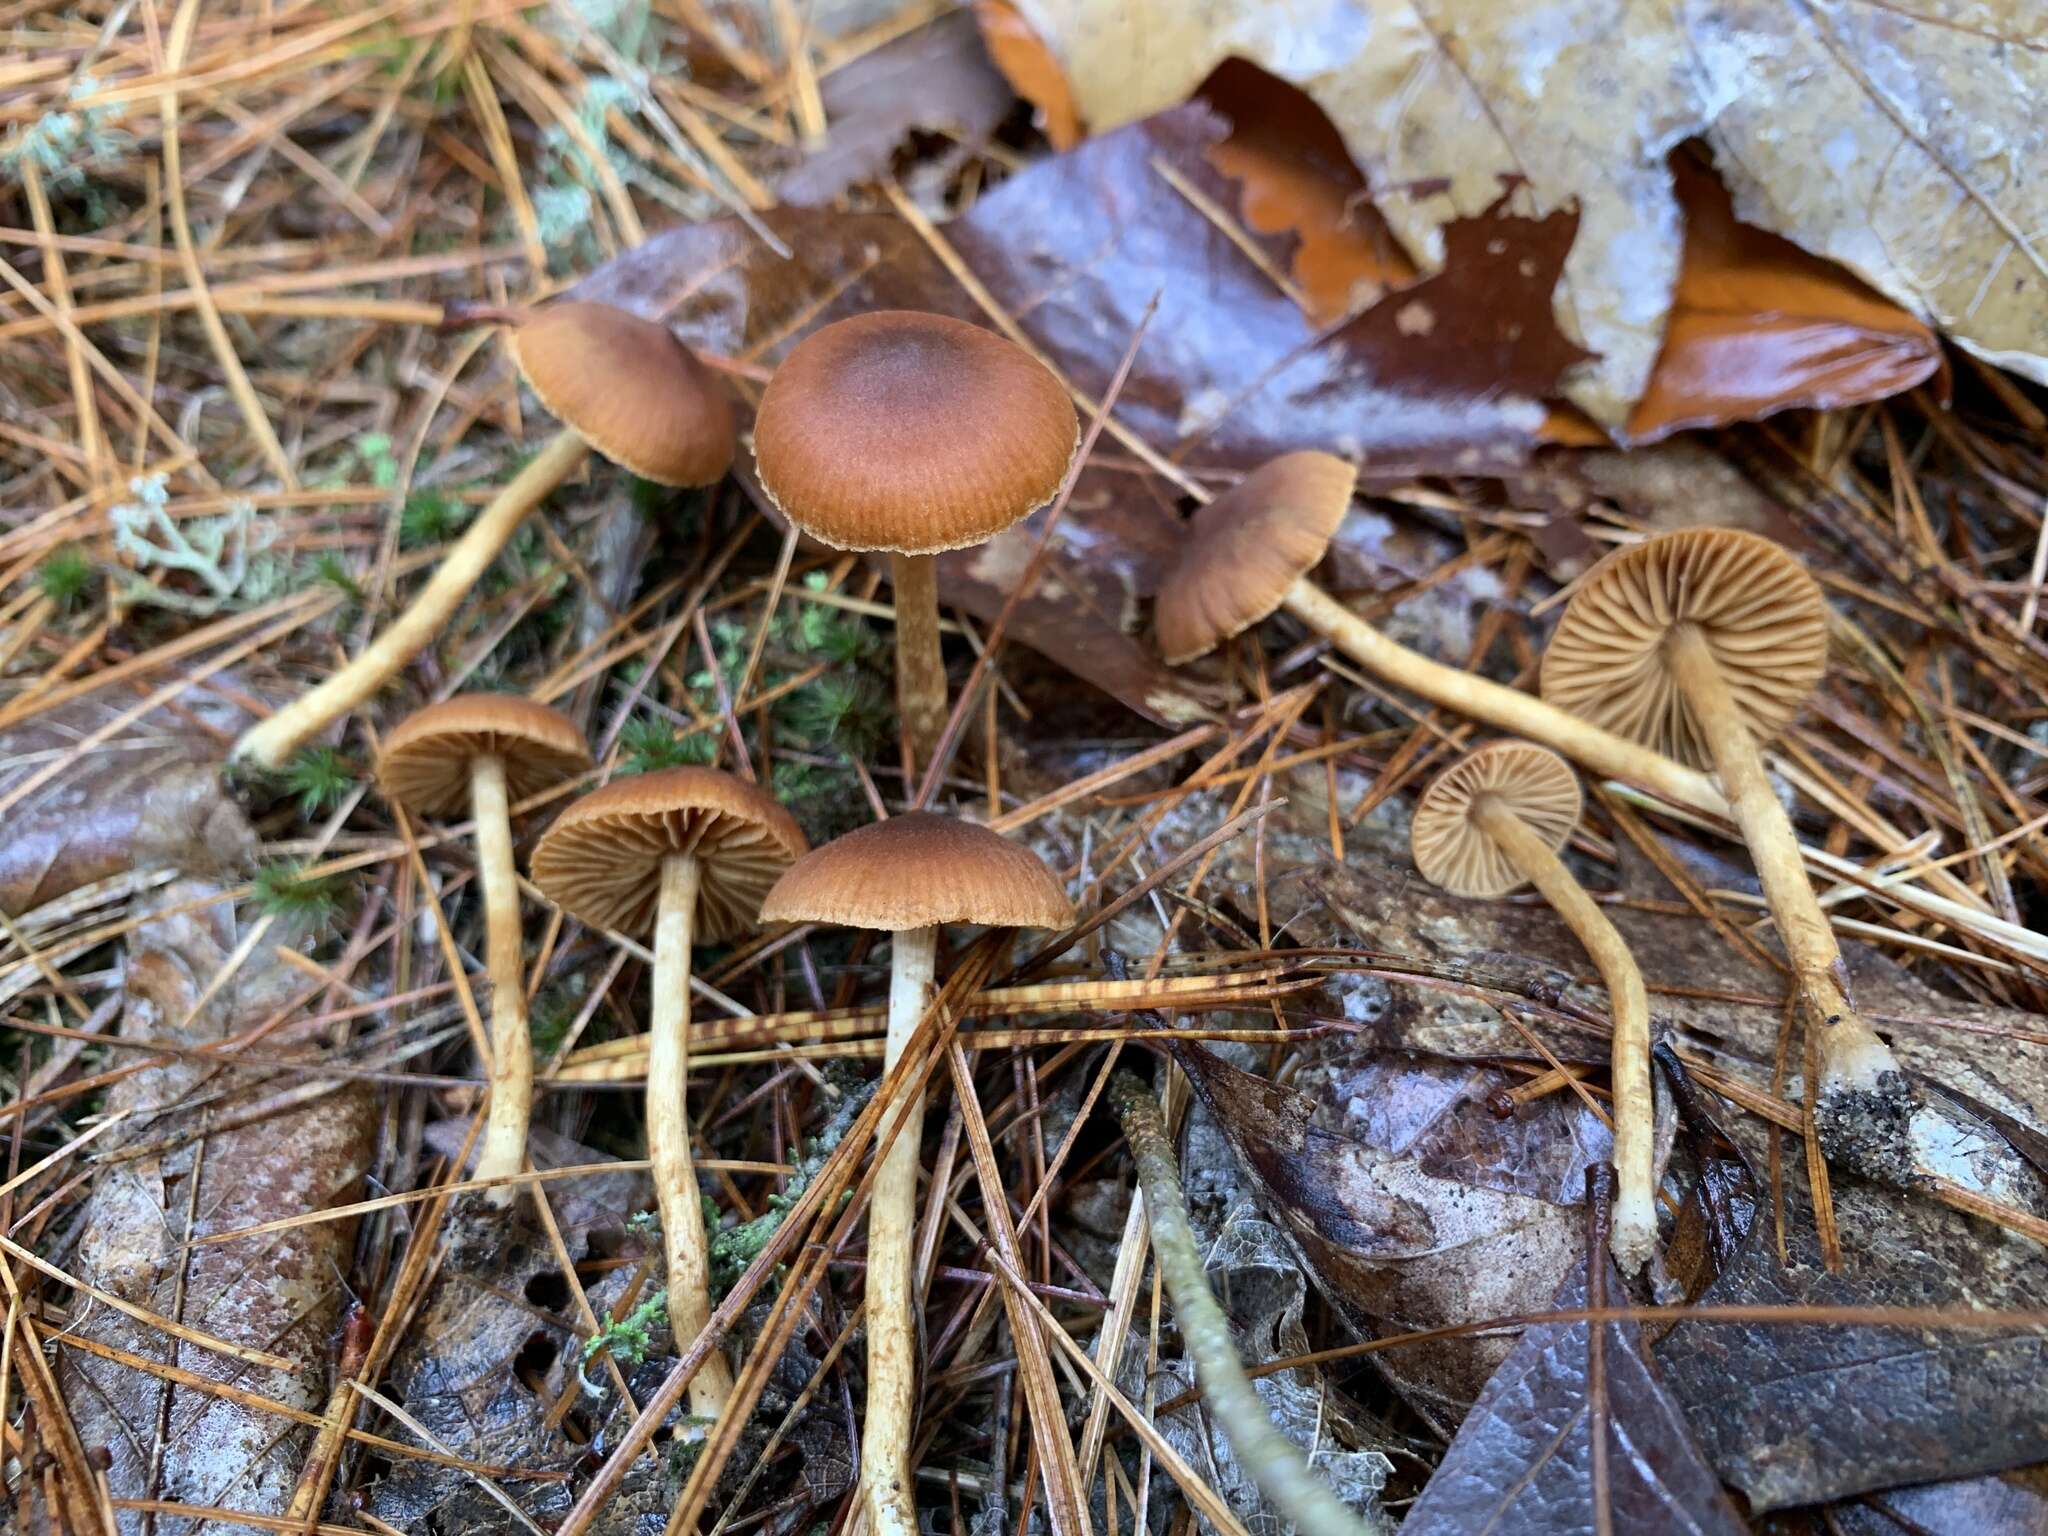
[1468,792,1655,1270]
[235,431,587,771]
[889,553,948,772]
[1665,625,1902,1113]
[470,753,536,1203]
[234,301,733,773]
[1283,579,1722,814]
[865,923,937,1536]
[648,851,734,1419]
[1155,453,1727,819]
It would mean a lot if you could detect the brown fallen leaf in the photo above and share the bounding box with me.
[1656,1171,2048,1511]
[1838,1467,2048,1536]
[988,0,2043,426]
[1404,1245,1746,1536]
[55,881,376,1521]
[776,11,1015,207]
[0,687,257,917]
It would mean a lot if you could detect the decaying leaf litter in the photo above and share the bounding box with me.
[1,2,2046,1533]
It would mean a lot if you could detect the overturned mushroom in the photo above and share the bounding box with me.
[759,813,1073,1536]
[1155,452,1728,815]
[234,302,734,771]
[1542,526,1912,1178]
[1412,741,1656,1272]
[531,768,805,1422]
[378,695,590,1206]
[752,311,1077,773]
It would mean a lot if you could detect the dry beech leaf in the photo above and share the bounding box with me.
[973,0,1081,149]
[1404,1256,1746,1536]
[991,0,2043,428]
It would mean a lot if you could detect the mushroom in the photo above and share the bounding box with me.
[530,767,805,1420]
[1411,741,1656,1272]
[233,302,734,771]
[758,812,1073,1536]
[752,311,1078,772]
[1154,452,1729,816]
[377,695,592,1207]
[1541,526,1911,1177]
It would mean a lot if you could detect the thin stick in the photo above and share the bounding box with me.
[1474,798,1654,1272]
[891,553,947,776]
[231,430,588,768]
[471,754,529,1204]
[1667,625,1912,1179]
[1110,1073,1378,1536]
[650,853,733,1420]
[862,924,937,1536]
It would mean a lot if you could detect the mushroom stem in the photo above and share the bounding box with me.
[889,553,949,774]
[863,922,936,1536]
[470,753,532,1206]
[1470,793,1656,1272]
[650,852,734,1420]
[231,429,590,771]
[1279,578,1727,817]
[1666,623,1911,1174]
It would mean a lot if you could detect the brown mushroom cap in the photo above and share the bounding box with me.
[1540,527,1827,769]
[378,694,592,817]
[751,312,1078,555]
[529,768,806,941]
[509,301,735,487]
[1154,452,1356,665]
[759,811,1073,933]
[1411,741,1583,898]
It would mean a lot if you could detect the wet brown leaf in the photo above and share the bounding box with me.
[1405,1255,1746,1536]
[989,0,2041,426]
[0,689,256,917]
[1656,1173,2048,1512]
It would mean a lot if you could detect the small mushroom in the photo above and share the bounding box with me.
[234,302,734,771]
[1542,527,1912,1178]
[1154,452,1728,816]
[531,767,805,1421]
[377,695,592,1207]
[752,311,1078,772]
[759,812,1073,1536]
[1412,742,1656,1272]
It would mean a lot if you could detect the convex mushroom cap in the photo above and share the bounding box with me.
[1541,527,1827,769]
[510,301,735,487]
[531,768,806,941]
[751,312,1078,554]
[1154,452,1357,665]
[378,694,591,816]
[1411,742,1582,898]
[760,811,1073,933]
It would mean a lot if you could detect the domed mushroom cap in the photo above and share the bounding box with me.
[751,312,1078,555]
[509,301,735,487]
[530,768,806,942]
[1541,527,1827,769]
[760,811,1073,933]
[1154,452,1356,665]
[378,694,591,817]
[1412,742,1583,898]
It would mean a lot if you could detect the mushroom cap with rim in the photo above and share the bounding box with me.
[378,694,591,818]
[751,311,1079,555]
[530,767,806,942]
[509,301,735,488]
[1540,527,1827,770]
[759,811,1074,933]
[1411,741,1583,899]
[1154,452,1357,665]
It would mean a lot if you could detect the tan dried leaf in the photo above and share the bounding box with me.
[1004,0,2047,425]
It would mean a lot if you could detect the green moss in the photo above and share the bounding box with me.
[280,747,356,820]
[35,547,93,610]
[250,861,345,934]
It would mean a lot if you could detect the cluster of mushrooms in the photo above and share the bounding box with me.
[228,295,1911,1512]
